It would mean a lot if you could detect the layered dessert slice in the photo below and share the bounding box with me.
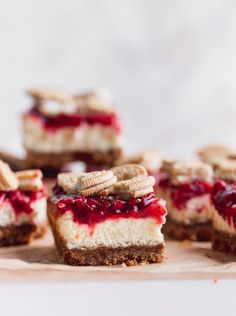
[158,159,214,241]
[115,149,164,188]
[48,164,167,266]
[23,87,123,170]
[0,160,47,246]
[212,159,236,254]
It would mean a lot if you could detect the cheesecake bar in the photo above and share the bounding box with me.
[212,159,236,254]
[23,87,123,169]
[115,149,164,188]
[158,159,214,241]
[0,160,47,246]
[48,164,167,266]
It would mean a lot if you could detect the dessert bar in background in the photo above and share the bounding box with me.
[211,158,236,254]
[23,87,123,171]
[0,160,47,246]
[158,159,214,241]
[48,164,167,266]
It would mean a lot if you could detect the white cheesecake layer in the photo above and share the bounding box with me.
[56,212,164,249]
[158,188,212,225]
[23,115,123,153]
[0,198,47,227]
[212,208,235,234]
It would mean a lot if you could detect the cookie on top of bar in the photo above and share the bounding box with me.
[161,158,213,185]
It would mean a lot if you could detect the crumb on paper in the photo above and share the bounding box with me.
[213,278,219,283]
[121,263,127,268]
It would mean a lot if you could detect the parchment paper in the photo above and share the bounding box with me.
[0,231,236,282]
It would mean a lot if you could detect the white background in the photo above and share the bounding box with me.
[1,281,236,316]
[1,0,236,157]
[1,1,236,314]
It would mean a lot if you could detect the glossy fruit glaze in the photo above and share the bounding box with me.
[0,189,46,215]
[27,106,121,133]
[53,186,167,227]
[159,176,212,209]
[213,180,236,228]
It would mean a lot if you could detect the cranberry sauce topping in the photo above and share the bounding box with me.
[0,189,46,215]
[28,106,121,133]
[213,180,236,228]
[159,176,212,209]
[53,186,166,227]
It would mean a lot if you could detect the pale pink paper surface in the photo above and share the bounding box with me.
[0,231,236,282]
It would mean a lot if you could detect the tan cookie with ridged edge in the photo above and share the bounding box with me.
[197,144,232,165]
[15,169,43,191]
[114,175,155,199]
[79,175,117,196]
[27,87,72,104]
[161,159,213,185]
[198,144,231,159]
[57,170,117,196]
[58,172,86,192]
[111,164,147,181]
[73,88,115,114]
[0,160,19,191]
[214,158,236,181]
[79,170,114,190]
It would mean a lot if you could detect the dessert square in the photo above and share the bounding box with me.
[48,164,167,266]
[158,159,214,241]
[0,161,47,246]
[23,88,123,169]
[212,159,236,254]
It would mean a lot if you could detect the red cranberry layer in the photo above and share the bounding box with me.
[54,188,166,227]
[159,177,212,209]
[0,189,46,215]
[27,106,121,133]
[213,180,236,228]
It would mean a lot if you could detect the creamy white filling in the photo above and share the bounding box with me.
[158,188,212,225]
[56,212,164,249]
[23,115,123,153]
[212,208,236,234]
[0,198,47,227]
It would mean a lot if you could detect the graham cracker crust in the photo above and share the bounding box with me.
[163,218,212,241]
[0,224,46,247]
[212,230,236,254]
[48,200,165,266]
[26,149,122,169]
